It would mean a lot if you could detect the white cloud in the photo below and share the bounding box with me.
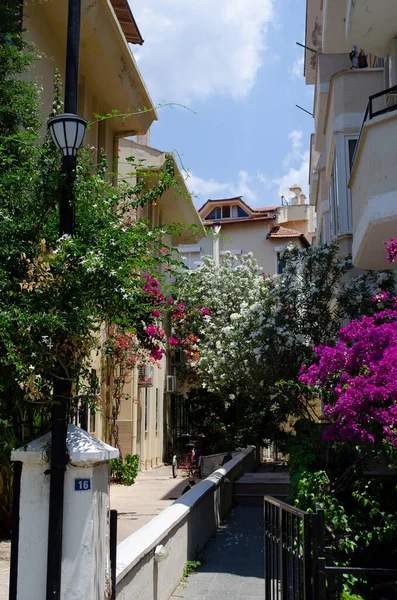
[289,129,303,151]
[290,55,304,79]
[186,170,257,205]
[130,0,275,103]
[272,128,309,199]
[282,129,305,169]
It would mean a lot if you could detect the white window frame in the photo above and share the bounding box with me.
[274,245,286,275]
[333,133,358,236]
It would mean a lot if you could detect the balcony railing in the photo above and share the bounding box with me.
[352,84,397,165]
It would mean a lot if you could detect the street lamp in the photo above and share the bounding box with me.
[47,113,87,157]
[45,1,85,599]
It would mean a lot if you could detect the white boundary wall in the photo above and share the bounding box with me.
[116,447,256,600]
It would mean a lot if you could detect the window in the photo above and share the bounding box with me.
[222,205,230,218]
[330,135,358,238]
[205,205,249,220]
[155,389,159,433]
[206,207,222,220]
[329,172,339,238]
[144,389,149,432]
[348,138,357,168]
[231,205,249,218]
[276,252,286,274]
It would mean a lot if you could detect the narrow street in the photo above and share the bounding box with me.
[171,506,264,600]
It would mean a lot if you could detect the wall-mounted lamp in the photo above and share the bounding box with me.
[154,545,169,563]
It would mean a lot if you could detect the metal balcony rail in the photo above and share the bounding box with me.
[352,84,397,166]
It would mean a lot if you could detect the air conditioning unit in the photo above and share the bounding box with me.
[137,364,154,387]
[166,375,177,393]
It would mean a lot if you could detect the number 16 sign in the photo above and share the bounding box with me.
[74,478,91,491]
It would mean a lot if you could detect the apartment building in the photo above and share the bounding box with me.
[114,139,204,465]
[305,0,397,269]
[20,0,204,468]
[178,186,314,274]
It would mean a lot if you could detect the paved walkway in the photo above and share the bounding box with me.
[111,465,195,542]
[172,506,264,600]
[0,465,191,598]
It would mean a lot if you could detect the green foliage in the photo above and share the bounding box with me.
[109,454,140,486]
[295,469,397,564]
[182,560,201,581]
[0,20,191,534]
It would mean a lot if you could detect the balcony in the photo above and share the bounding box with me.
[322,0,350,54]
[350,87,397,269]
[314,54,352,155]
[304,0,323,85]
[117,140,205,245]
[25,0,155,134]
[324,68,384,175]
[346,0,397,58]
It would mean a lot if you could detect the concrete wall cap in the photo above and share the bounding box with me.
[11,424,120,464]
[116,446,255,583]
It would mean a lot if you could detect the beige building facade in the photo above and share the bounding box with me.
[305,0,397,269]
[114,139,204,465]
[179,187,314,274]
[22,1,204,469]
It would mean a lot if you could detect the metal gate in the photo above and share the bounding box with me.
[264,496,312,600]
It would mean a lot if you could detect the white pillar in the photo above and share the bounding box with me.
[11,424,119,600]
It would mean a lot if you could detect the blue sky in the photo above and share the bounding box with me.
[130,0,314,208]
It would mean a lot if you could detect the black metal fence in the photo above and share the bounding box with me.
[264,496,312,599]
[110,509,118,600]
[352,84,397,166]
[264,497,397,600]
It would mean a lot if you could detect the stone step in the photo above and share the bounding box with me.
[233,471,290,497]
[234,493,289,507]
[234,482,290,495]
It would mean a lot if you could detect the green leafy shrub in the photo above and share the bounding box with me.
[109,454,139,486]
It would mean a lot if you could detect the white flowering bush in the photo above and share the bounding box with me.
[174,244,395,446]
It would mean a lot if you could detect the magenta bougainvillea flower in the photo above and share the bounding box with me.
[384,238,397,263]
[299,303,397,446]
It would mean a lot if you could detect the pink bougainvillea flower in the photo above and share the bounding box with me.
[151,309,161,318]
[384,238,397,263]
[168,337,179,346]
[144,325,157,337]
[201,308,211,316]
[150,346,164,361]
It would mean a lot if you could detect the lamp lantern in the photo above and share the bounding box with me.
[47,113,87,157]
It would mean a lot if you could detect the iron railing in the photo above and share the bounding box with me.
[110,509,118,600]
[264,496,312,599]
[312,508,397,600]
[265,497,397,599]
[352,84,397,166]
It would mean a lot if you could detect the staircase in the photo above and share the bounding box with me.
[233,471,290,506]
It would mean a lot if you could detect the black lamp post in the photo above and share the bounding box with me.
[45,1,86,598]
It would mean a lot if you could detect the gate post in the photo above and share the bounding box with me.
[10,424,119,599]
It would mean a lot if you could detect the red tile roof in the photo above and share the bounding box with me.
[252,206,278,213]
[267,226,310,247]
[110,0,144,45]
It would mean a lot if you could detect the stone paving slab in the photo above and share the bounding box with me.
[171,506,264,600]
